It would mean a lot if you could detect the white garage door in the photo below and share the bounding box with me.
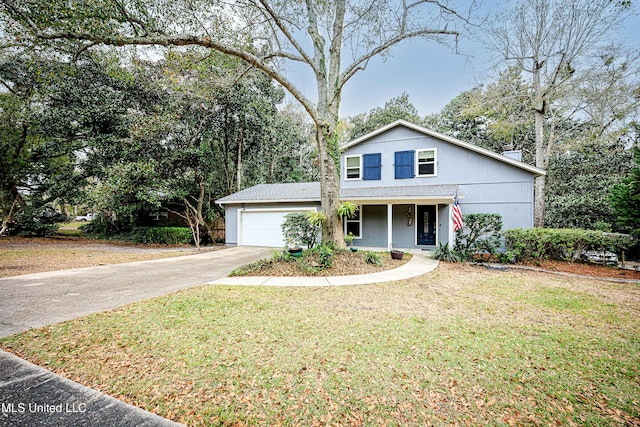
[239,209,313,247]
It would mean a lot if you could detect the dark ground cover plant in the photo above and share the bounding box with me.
[230,247,410,277]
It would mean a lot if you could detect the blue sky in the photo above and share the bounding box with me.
[339,34,488,118]
[286,1,640,119]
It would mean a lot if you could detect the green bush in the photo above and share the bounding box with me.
[432,242,463,263]
[131,227,193,245]
[314,244,334,269]
[12,205,65,237]
[363,251,383,266]
[281,211,321,249]
[455,213,503,260]
[503,228,636,263]
[296,244,334,273]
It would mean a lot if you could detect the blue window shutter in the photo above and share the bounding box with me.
[395,150,415,179]
[362,153,381,180]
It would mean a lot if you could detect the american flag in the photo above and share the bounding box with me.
[452,193,464,232]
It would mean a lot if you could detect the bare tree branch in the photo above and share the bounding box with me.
[340,28,458,87]
[256,0,317,74]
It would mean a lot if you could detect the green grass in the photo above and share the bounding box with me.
[53,221,84,236]
[1,264,638,426]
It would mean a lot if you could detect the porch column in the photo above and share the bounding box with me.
[387,203,393,250]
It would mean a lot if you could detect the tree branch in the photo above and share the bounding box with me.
[32,30,322,127]
[256,0,318,74]
[112,0,150,36]
[340,28,458,87]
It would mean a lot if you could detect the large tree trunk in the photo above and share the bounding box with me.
[534,174,546,227]
[236,124,243,192]
[316,125,345,248]
[306,0,346,248]
[532,58,547,228]
[534,107,546,227]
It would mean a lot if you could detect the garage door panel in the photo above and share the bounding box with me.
[240,209,312,247]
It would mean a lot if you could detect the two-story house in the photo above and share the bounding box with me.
[216,120,546,249]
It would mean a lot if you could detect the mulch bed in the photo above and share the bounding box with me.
[235,250,412,277]
[521,259,640,280]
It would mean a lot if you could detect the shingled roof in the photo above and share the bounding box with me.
[216,182,321,204]
[340,184,461,200]
[217,182,461,204]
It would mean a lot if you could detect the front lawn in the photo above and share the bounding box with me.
[1,263,638,426]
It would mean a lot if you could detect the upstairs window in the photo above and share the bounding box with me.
[345,155,361,180]
[417,149,437,177]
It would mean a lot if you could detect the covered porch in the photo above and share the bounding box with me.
[340,185,462,250]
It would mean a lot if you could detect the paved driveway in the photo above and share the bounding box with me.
[0,246,270,338]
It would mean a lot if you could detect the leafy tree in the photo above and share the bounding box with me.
[485,0,633,226]
[347,93,421,140]
[610,145,640,232]
[424,87,491,146]
[254,104,315,184]
[1,0,472,247]
[546,142,633,231]
[0,52,126,234]
[135,50,312,243]
[88,160,162,232]
[425,69,537,164]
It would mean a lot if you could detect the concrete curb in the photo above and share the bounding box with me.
[0,350,183,427]
[208,251,439,287]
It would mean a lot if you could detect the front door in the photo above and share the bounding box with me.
[417,205,436,246]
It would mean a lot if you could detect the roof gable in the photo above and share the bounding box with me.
[342,120,545,176]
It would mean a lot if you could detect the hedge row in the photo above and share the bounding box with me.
[131,227,192,245]
[503,228,635,262]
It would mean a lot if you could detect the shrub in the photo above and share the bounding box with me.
[455,213,502,260]
[281,211,321,249]
[12,205,65,237]
[432,242,463,263]
[131,227,193,245]
[79,217,119,238]
[314,244,334,269]
[503,228,636,263]
[297,244,334,273]
[363,251,383,266]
